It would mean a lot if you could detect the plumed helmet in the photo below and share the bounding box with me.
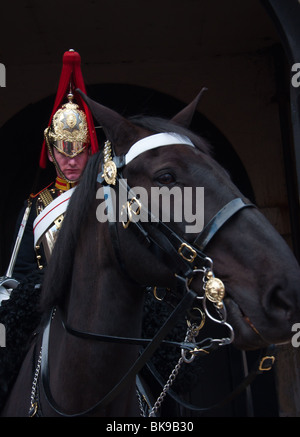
[39,49,98,168]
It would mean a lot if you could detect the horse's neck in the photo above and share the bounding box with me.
[47,224,145,415]
[63,210,144,331]
[66,264,145,337]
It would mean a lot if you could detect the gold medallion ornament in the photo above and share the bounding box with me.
[205,271,225,308]
[102,141,117,185]
[102,161,117,185]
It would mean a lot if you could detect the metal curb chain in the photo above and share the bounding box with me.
[28,347,42,417]
[148,356,184,417]
[28,308,56,417]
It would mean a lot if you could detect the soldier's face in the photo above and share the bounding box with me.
[50,147,90,181]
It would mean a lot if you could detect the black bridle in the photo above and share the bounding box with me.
[36,137,275,417]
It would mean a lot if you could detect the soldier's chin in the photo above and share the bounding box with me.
[64,170,80,181]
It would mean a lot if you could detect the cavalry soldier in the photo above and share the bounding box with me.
[0,50,98,409]
[11,49,97,284]
[1,49,98,293]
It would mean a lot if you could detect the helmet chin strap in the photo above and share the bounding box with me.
[45,132,80,184]
[54,160,80,185]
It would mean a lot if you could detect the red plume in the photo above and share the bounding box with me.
[39,49,98,168]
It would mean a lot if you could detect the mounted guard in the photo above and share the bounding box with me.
[0,49,98,410]
[0,49,98,301]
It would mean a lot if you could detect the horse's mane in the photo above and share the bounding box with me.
[40,151,103,314]
[40,116,211,314]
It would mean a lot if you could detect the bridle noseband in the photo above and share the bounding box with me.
[33,132,275,417]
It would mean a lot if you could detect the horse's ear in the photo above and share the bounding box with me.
[76,89,144,151]
[171,87,208,127]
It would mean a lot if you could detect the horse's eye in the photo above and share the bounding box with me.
[156,173,175,185]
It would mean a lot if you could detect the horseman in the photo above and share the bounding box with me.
[0,49,98,408]
[6,49,98,284]
[1,48,98,292]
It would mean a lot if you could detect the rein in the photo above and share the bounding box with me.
[32,134,275,417]
[39,285,198,417]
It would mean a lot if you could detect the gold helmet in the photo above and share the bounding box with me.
[44,91,90,159]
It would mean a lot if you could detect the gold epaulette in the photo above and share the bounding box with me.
[34,184,55,215]
[38,189,54,208]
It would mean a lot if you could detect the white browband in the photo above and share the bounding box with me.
[124,132,195,165]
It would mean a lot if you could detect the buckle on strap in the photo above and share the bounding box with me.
[121,197,142,229]
[259,355,275,371]
[178,243,197,263]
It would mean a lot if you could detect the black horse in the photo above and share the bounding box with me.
[2,91,300,417]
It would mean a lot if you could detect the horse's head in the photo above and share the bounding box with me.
[79,90,300,351]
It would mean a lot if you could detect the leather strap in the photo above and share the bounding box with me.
[41,287,197,417]
[33,188,76,247]
[194,198,255,251]
[145,345,276,413]
[62,318,218,355]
